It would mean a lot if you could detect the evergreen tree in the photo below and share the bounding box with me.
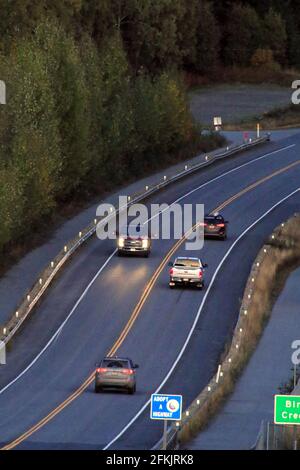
[194,1,220,73]
[224,3,263,66]
[263,8,287,65]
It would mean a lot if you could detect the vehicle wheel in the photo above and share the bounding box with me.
[144,252,149,258]
[128,386,136,395]
[118,251,123,257]
[222,234,227,241]
[95,386,102,393]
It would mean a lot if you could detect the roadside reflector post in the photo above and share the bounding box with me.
[257,123,260,139]
[243,131,249,143]
[213,116,222,131]
[216,364,222,383]
[0,341,6,365]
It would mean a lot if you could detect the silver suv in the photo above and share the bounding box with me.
[95,357,139,394]
[169,257,208,289]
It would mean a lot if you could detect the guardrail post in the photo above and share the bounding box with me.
[0,340,6,365]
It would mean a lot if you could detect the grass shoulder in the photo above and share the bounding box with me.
[224,104,300,131]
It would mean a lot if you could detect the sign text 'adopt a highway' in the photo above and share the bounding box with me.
[150,394,182,421]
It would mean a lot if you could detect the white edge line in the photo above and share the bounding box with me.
[0,145,295,396]
[145,144,295,223]
[103,186,300,450]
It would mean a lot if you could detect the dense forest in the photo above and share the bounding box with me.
[1,1,298,71]
[0,1,298,254]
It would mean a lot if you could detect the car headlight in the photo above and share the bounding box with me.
[142,239,149,249]
[118,237,125,248]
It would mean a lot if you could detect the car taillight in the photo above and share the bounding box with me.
[200,222,208,226]
[198,269,203,278]
[169,268,174,275]
[216,223,225,227]
[122,369,134,375]
[97,368,107,373]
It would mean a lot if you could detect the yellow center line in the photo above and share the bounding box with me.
[2,158,300,450]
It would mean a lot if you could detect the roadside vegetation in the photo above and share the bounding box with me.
[224,104,300,130]
[0,1,299,259]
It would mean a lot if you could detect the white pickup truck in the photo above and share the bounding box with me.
[169,257,207,289]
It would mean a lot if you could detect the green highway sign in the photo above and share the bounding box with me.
[274,395,300,425]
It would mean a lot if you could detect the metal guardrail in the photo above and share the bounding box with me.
[152,426,179,451]
[254,421,298,450]
[0,135,269,347]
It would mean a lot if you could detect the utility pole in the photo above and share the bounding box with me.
[0,80,6,105]
[0,81,6,365]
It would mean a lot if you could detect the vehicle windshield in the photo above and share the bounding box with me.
[119,225,149,238]
[174,258,200,268]
[101,359,130,369]
[205,215,224,224]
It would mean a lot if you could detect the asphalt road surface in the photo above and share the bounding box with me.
[0,132,300,450]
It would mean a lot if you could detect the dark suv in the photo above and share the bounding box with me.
[202,213,228,240]
[117,224,151,257]
[95,357,139,394]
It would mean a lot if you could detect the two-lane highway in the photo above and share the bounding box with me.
[1,134,300,449]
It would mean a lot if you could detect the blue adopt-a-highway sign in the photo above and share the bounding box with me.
[150,393,182,421]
